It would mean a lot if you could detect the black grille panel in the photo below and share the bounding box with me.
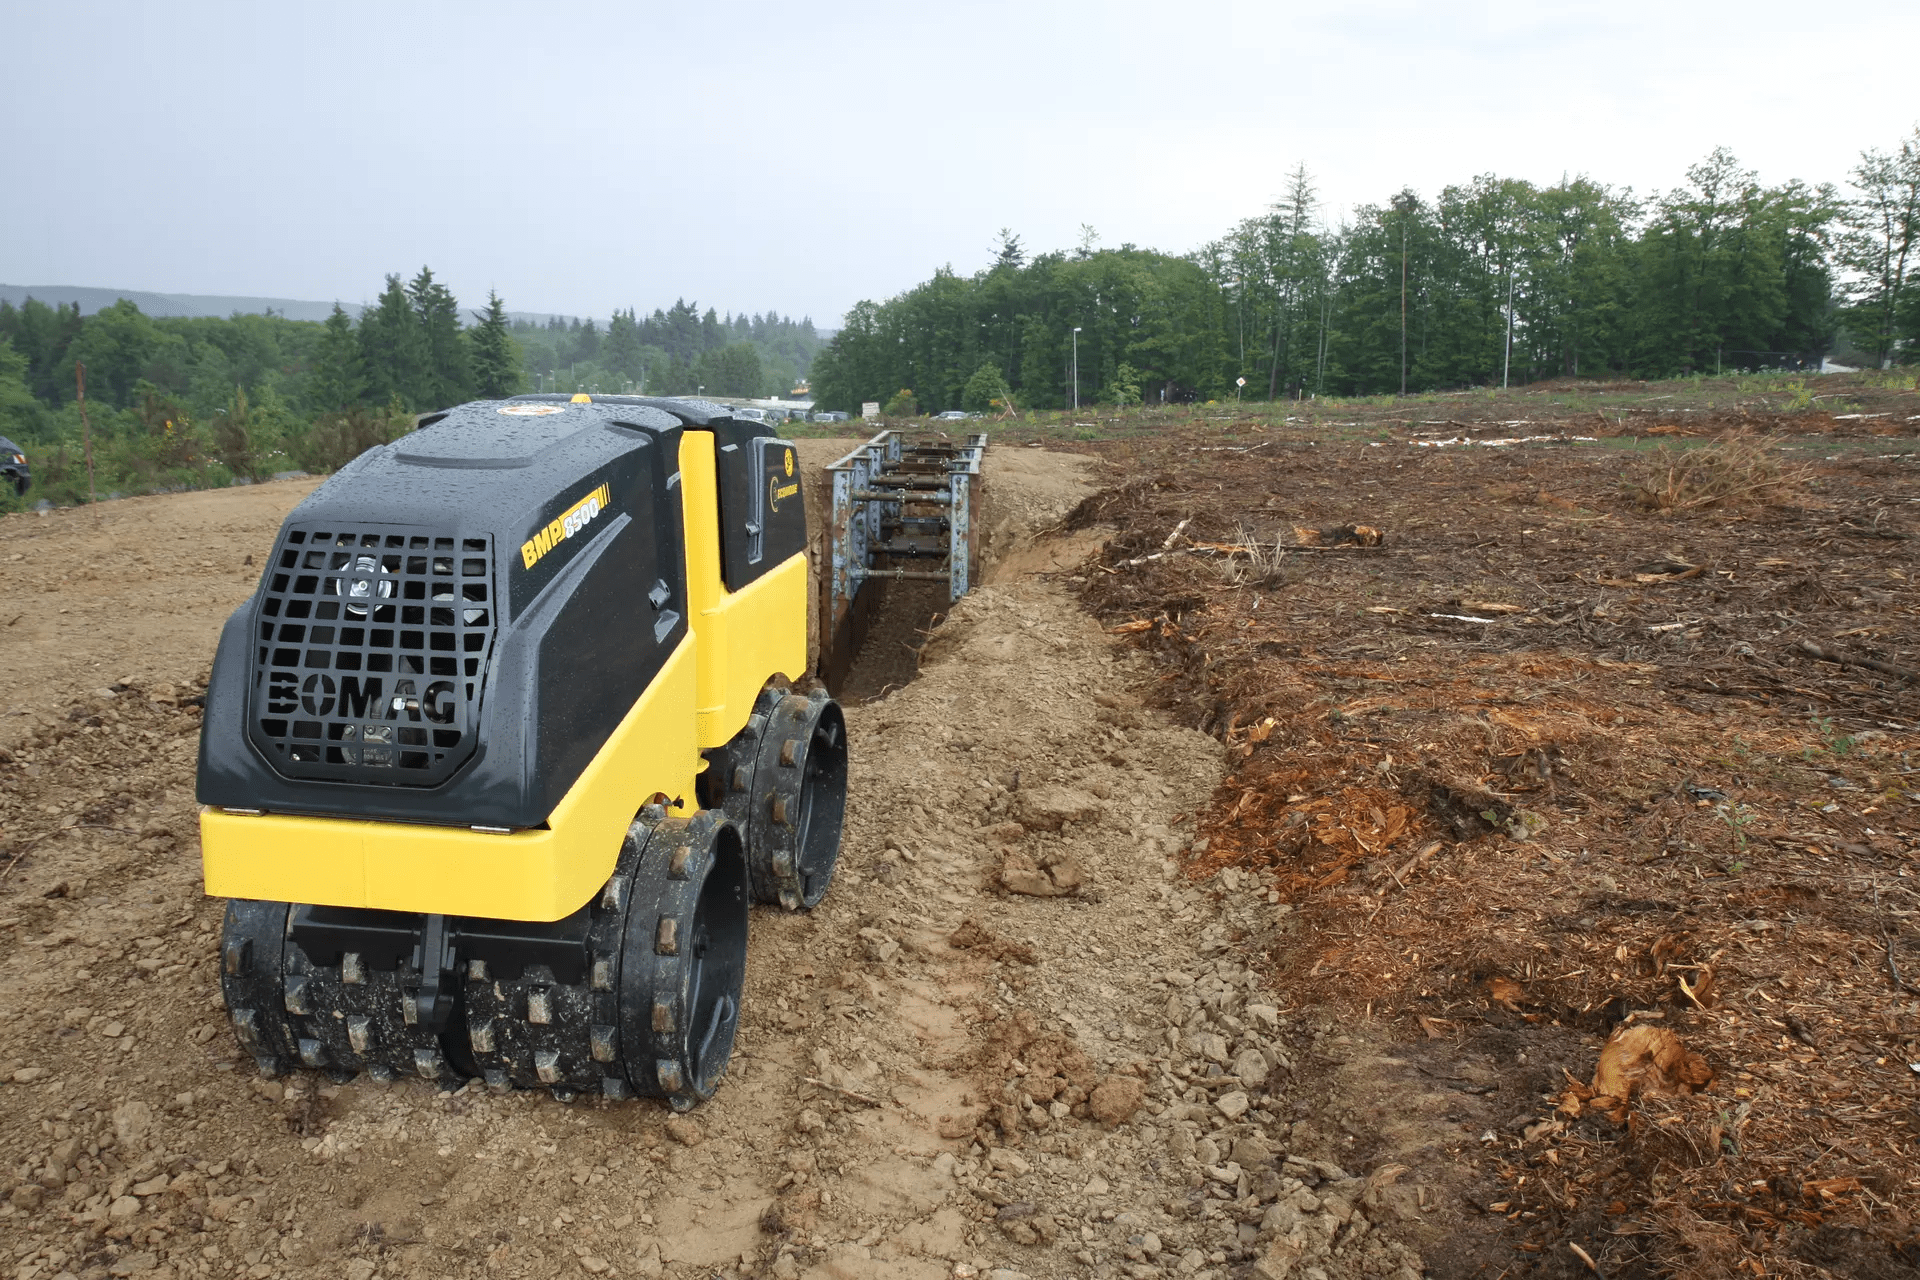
[247,523,497,787]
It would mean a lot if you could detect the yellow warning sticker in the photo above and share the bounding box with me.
[498,404,569,416]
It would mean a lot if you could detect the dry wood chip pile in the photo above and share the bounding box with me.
[1057,421,1920,1276]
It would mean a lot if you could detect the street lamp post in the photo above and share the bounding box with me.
[1071,327,1082,411]
[1502,262,1515,390]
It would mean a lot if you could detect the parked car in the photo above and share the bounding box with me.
[812,411,849,423]
[731,407,769,424]
[933,410,968,421]
[0,437,28,497]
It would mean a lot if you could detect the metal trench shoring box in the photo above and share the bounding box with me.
[818,429,987,693]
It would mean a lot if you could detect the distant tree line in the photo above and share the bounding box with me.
[812,137,1920,414]
[0,269,821,507]
[510,301,823,400]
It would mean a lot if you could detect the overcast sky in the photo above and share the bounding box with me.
[6,0,1916,327]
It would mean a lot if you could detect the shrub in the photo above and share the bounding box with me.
[961,364,1006,414]
[298,405,410,473]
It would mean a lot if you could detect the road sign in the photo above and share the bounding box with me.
[1236,377,1247,387]
[861,402,880,420]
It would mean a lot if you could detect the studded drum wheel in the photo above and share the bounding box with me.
[281,942,435,1085]
[617,812,750,1110]
[218,899,298,1077]
[745,689,847,910]
[455,819,652,1100]
[706,688,780,823]
[213,810,753,1108]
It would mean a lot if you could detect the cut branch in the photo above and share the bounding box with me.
[1790,639,1917,683]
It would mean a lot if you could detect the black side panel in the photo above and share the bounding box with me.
[753,436,808,571]
[716,436,806,591]
[516,431,687,819]
[528,508,686,818]
[509,452,641,617]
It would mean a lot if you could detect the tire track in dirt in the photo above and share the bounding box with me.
[0,449,1429,1280]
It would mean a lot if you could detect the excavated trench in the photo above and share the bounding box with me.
[829,579,948,705]
[792,437,969,707]
[801,437,1089,706]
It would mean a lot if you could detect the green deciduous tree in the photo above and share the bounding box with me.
[960,362,1006,413]
[1836,128,1920,366]
[694,342,764,396]
[1631,149,1836,375]
[812,244,1229,414]
[67,299,162,408]
[0,337,47,443]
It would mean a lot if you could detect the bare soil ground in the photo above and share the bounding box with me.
[5,382,1917,1280]
[1057,389,1920,1277]
[0,444,1434,1280]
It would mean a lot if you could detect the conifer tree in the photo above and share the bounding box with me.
[469,291,524,398]
[603,309,644,382]
[409,266,472,410]
[359,275,426,409]
[309,304,366,412]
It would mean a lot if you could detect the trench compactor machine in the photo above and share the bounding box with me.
[196,395,846,1109]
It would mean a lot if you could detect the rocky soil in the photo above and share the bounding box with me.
[0,445,1436,1280]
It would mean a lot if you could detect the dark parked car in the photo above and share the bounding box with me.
[0,437,27,497]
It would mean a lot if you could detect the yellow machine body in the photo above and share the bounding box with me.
[677,431,809,749]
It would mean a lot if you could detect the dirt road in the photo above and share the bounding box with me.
[0,448,1429,1280]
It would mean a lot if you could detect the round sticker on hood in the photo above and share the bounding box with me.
[497,404,569,416]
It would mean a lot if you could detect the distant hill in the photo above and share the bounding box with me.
[0,284,562,327]
[0,283,361,323]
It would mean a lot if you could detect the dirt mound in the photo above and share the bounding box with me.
[1064,419,1920,1275]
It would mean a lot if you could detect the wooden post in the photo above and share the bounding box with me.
[74,361,97,508]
